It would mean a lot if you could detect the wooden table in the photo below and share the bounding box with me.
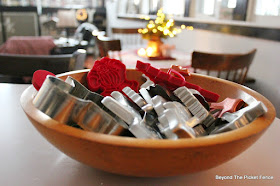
[84,49,191,70]
[1,83,279,186]
[109,49,191,69]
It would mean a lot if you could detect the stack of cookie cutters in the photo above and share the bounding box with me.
[151,95,201,139]
[173,87,216,134]
[138,74,217,138]
[33,75,127,135]
[101,90,163,139]
[210,96,267,134]
[32,71,267,138]
[102,80,213,139]
[173,86,267,135]
[138,75,267,137]
[123,86,198,139]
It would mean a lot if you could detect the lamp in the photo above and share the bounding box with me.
[57,10,79,38]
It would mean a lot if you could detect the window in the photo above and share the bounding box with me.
[126,0,141,14]
[255,0,280,16]
[195,0,216,17]
[162,0,185,17]
[193,0,247,21]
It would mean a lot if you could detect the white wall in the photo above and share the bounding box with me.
[106,0,145,36]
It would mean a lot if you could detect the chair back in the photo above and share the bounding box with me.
[111,28,142,49]
[0,49,86,77]
[96,37,122,60]
[191,49,257,84]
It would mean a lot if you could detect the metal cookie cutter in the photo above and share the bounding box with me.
[65,76,127,128]
[163,102,206,137]
[139,88,153,105]
[151,96,206,139]
[122,87,160,129]
[157,108,196,139]
[173,87,216,130]
[102,92,162,139]
[140,74,155,89]
[33,76,125,135]
[189,89,210,111]
[151,95,170,132]
[122,87,148,109]
[210,101,267,134]
[65,76,104,108]
[148,84,181,102]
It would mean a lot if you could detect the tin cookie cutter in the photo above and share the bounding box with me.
[124,85,207,139]
[102,91,163,139]
[33,76,126,135]
[210,101,266,134]
[151,96,206,139]
[140,74,155,89]
[173,87,216,130]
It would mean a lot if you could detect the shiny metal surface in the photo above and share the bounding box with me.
[33,76,124,135]
[211,101,267,134]
[65,76,127,128]
[140,74,154,89]
[139,88,153,105]
[151,96,205,139]
[102,92,162,139]
[122,86,147,108]
[174,87,215,128]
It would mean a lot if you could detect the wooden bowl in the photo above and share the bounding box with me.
[20,69,276,177]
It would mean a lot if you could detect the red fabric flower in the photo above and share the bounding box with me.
[87,57,139,96]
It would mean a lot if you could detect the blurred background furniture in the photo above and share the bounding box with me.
[96,36,122,60]
[56,10,79,38]
[0,36,56,55]
[0,49,86,83]
[73,22,99,55]
[52,37,88,55]
[93,7,106,31]
[111,28,143,49]
[191,49,257,84]
[0,6,40,43]
[74,23,98,43]
[41,17,59,38]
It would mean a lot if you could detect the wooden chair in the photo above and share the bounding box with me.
[111,28,142,48]
[96,36,122,60]
[191,49,257,84]
[0,49,86,83]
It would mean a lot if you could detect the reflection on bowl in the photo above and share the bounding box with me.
[20,69,275,177]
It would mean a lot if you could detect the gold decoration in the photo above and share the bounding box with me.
[76,9,88,22]
[138,9,193,58]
